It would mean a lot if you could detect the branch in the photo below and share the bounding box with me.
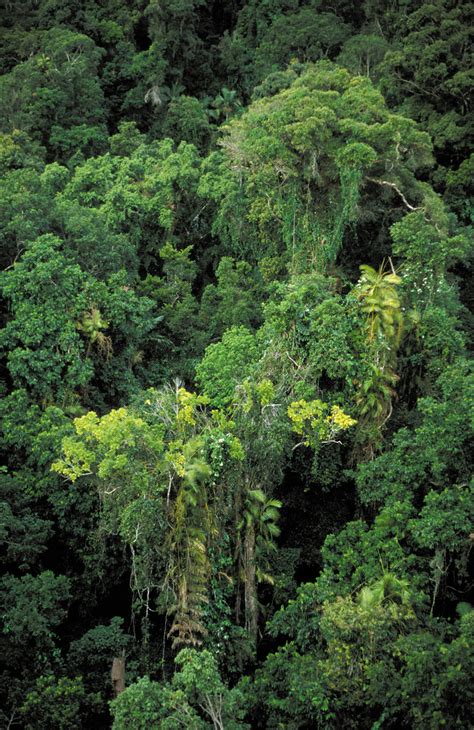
[381,400,393,427]
[185,201,211,234]
[393,72,442,102]
[291,441,307,452]
[285,352,302,370]
[201,694,224,730]
[6,708,17,730]
[166,472,173,507]
[366,178,422,212]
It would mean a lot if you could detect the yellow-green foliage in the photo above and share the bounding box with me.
[52,408,163,482]
[288,399,356,447]
[176,387,209,431]
[255,378,275,407]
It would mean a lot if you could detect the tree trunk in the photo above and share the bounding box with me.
[244,520,258,646]
[111,654,126,696]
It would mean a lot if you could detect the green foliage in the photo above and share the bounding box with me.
[209,87,242,123]
[0,471,53,570]
[67,617,134,697]
[0,28,106,161]
[410,482,474,556]
[356,360,473,506]
[1,570,71,711]
[0,231,158,404]
[53,386,249,648]
[0,234,90,398]
[391,614,474,729]
[163,95,213,150]
[213,61,432,269]
[1,570,70,651]
[21,675,100,730]
[110,676,169,730]
[199,257,263,343]
[137,242,203,380]
[111,649,248,730]
[337,33,389,81]
[252,7,351,84]
[0,3,472,726]
[380,0,473,190]
[196,326,259,407]
[288,399,356,443]
[356,263,402,346]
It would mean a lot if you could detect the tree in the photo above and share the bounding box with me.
[0,28,106,161]
[52,386,245,649]
[380,0,473,193]
[196,327,259,407]
[110,649,248,729]
[253,6,350,84]
[0,233,157,405]
[337,33,389,81]
[163,95,213,150]
[20,675,100,730]
[199,257,263,344]
[0,571,71,719]
[205,61,434,272]
[351,261,403,457]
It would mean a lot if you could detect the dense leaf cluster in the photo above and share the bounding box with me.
[0,1,472,728]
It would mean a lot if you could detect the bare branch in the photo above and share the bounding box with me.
[366,177,422,212]
[286,352,302,370]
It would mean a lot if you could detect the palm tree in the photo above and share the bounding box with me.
[357,262,403,350]
[209,87,241,122]
[359,573,411,610]
[76,306,112,359]
[236,483,281,644]
[167,439,212,648]
[354,262,404,458]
